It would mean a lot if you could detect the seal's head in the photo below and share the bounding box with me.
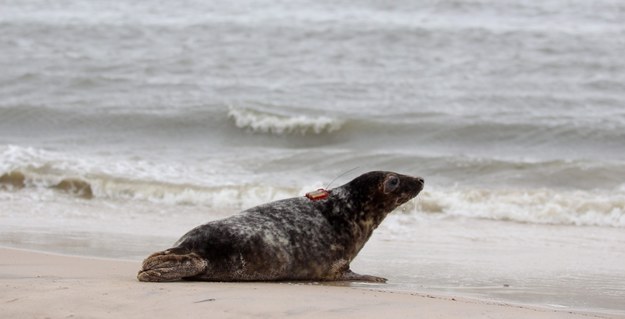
[344,171,424,219]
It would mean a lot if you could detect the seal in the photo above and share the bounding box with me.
[137,171,424,283]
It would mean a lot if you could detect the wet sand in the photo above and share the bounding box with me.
[1,247,621,319]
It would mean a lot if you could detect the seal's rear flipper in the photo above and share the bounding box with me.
[137,248,207,282]
[338,269,387,283]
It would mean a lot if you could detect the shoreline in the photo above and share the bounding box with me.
[1,247,622,319]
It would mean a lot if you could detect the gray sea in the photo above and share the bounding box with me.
[1,0,624,315]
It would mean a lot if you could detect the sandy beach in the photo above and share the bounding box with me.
[1,247,621,319]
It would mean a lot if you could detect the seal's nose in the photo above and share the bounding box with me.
[415,177,424,185]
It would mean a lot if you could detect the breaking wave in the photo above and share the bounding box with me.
[415,187,625,228]
[2,145,624,228]
[227,106,344,135]
[2,166,624,228]
[0,168,314,210]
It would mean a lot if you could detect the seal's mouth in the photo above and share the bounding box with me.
[410,176,425,195]
[415,176,425,189]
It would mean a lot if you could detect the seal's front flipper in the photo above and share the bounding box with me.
[339,269,387,283]
[137,248,207,282]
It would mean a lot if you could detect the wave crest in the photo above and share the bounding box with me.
[227,106,344,135]
[414,188,625,228]
[3,166,625,228]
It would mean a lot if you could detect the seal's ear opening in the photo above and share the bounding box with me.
[383,175,400,194]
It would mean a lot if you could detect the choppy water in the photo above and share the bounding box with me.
[1,0,625,314]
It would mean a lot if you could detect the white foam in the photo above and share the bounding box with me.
[3,145,624,228]
[414,187,625,228]
[87,175,330,209]
[227,106,344,135]
[90,180,625,228]
[0,145,48,172]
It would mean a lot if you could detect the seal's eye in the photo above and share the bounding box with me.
[383,175,400,194]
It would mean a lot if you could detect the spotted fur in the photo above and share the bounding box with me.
[137,171,424,282]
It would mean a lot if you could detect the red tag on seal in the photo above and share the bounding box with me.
[305,189,330,201]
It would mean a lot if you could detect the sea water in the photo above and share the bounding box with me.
[1,0,624,315]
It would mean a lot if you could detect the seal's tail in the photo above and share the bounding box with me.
[137,247,207,282]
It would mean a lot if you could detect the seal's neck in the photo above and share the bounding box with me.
[325,185,392,257]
